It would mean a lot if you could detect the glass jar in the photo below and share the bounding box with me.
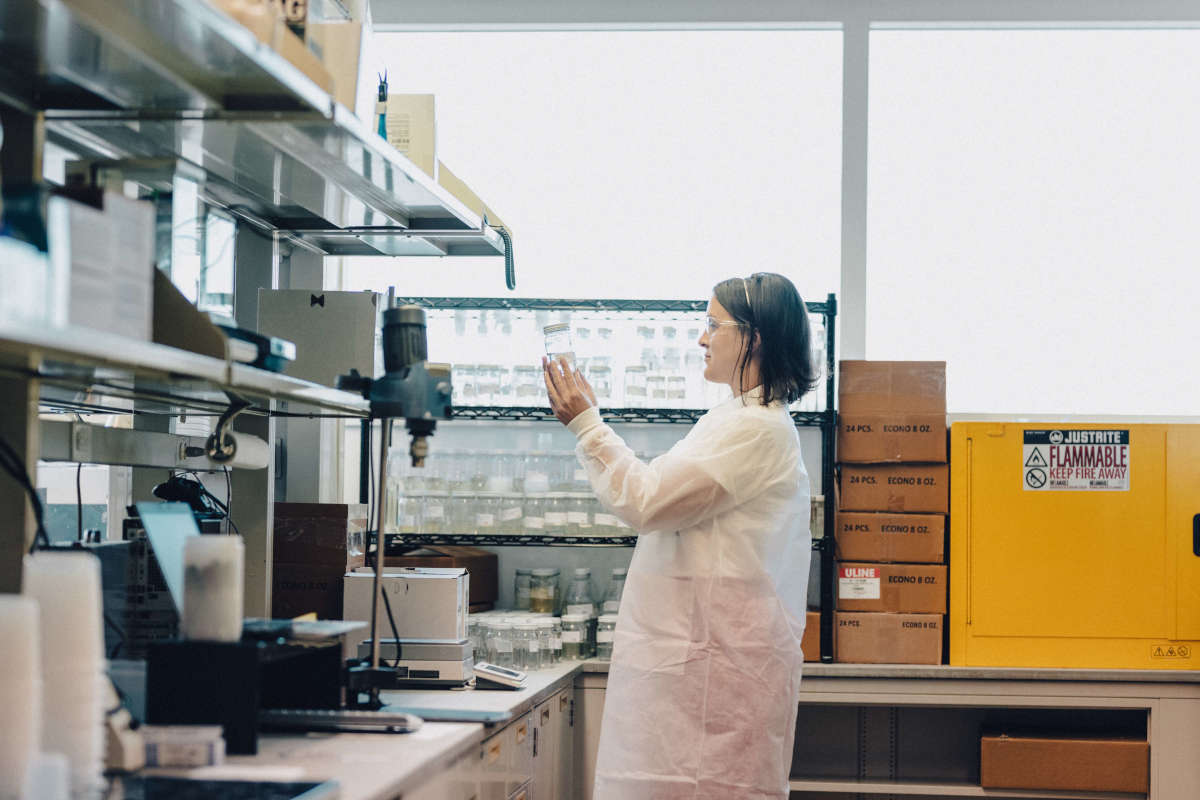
[544,493,569,535]
[512,622,541,670]
[593,501,620,537]
[468,616,486,663]
[549,452,574,493]
[602,567,627,614]
[396,491,421,534]
[512,365,542,406]
[476,364,502,404]
[623,365,647,407]
[530,567,560,614]
[421,491,448,534]
[474,492,499,537]
[449,492,474,533]
[535,618,557,665]
[596,614,617,661]
[513,569,532,611]
[452,363,478,405]
[565,567,597,656]
[486,621,514,667]
[586,363,613,404]
[523,493,547,535]
[667,375,687,406]
[543,323,575,367]
[647,373,667,405]
[560,614,588,661]
[567,493,592,536]
[498,492,525,535]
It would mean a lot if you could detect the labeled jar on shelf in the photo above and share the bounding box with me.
[530,568,560,614]
[513,365,542,405]
[592,504,621,536]
[536,618,559,665]
[596,614,617,661]
[566,494,592,536]
[523,493,547,535]
[421,491,448,534]
[513,569,532,611]
[560,614,588,661]
[623,365,647,407]
[550,452,575,492]
[602,567,627,613]
[586,364,613,404]
[474,493,499,536]
[486,620,514,667]
[565,567,597,657]
[544,493,569,535]
[396,491,420,534]
[498,493,525,535]
[512,622,541,670]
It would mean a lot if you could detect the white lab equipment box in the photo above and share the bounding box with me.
[342,567,468,642]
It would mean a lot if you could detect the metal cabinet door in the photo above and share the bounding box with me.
[533,696,557,798]
[1170,426,1200,641]
[555,688,575,800]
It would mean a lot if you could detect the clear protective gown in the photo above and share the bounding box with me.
[572,389,811,799]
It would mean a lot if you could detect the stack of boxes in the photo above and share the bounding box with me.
[271,503,368,620]
[834,361,949,665]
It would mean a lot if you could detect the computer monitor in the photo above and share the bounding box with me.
[134,501,201,616]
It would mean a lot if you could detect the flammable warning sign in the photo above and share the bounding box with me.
[1023,429,1130,491]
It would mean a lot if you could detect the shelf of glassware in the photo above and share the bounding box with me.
[448,406,829,426]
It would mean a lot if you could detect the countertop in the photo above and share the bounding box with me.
[382,660,585,722]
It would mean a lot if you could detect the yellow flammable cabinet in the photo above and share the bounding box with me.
[950,422,1200,669]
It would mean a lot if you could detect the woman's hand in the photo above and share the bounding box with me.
[543,356,598,426]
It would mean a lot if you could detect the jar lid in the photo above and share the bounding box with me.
[611,567,627,576]
[534,619,555,628]
[598,614,618,624]
[560,613,588,623]
[573,567,592,577]
[488,621,513,630]
[515,568,533,575]
[543,322,571,334]
[515,622,540,631]
[531,568,560,577]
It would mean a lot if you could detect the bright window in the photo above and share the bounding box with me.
[341,30,842,306]
[868,30,1200,415]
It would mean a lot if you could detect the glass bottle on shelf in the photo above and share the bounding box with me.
[512,365,542,406]
[544,493,569,535]
[535,618,557,665]
[623,365,647,407]
[596,614,618,660]
[559,614,588,661]
[602,567,627,613]
[498,492,525,535]
[474,493,499,537]
[565,567,597,656]
[530,567,560,614]
[513,569,532,611]
[567,494,592,536]
[586,362,613,405]
[421,491,447,534]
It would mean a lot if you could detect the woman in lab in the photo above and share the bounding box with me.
[542,272,818,800]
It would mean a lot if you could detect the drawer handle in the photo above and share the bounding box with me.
[1194,514,1199,557]
[516,723,528,743]
[559,695,569,712]
[541,708,551,724]
[487,741,502,764]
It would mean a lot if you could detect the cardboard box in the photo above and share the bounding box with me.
[258,289,379,387]
[343,567,468,641]
[837,562,947,613]
[308,21,362,110]
[437,161,509,232]
[839,360,946,414]
[211,0,334,95]
[274,502,367,570]
[980,734,1149,793]
[383,545,498,606]
[837,413,947,463]
[835,511,945,563]
[838,464,949,514]
[272,562,346,620]
[835,612,943,664]
[801,611,820,662]
[385,94,437,179]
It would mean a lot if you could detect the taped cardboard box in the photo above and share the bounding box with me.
[385,94,437,179]
[838,463,949,514]
[835,511,945,563]
[837,413,947,463]
[383,545,498,606]
[839,360,946,414]
[835,611,942,665]
[438,161,510,233]
[273,502,367,570]
[343,567,468,642]
[980,734,1149,793]
[836,562,947,613]
[801,611,820,662]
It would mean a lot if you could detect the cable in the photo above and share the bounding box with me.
[223,466,239,536]
[0,434,52,551]
[76,462,83,541]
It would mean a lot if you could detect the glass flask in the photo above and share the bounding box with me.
[543,323,575,367]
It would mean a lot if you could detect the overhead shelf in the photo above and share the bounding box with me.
[46,107,507,257]
[1,0,507,258]
[0,321,370,418]
[0,0,333,114]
